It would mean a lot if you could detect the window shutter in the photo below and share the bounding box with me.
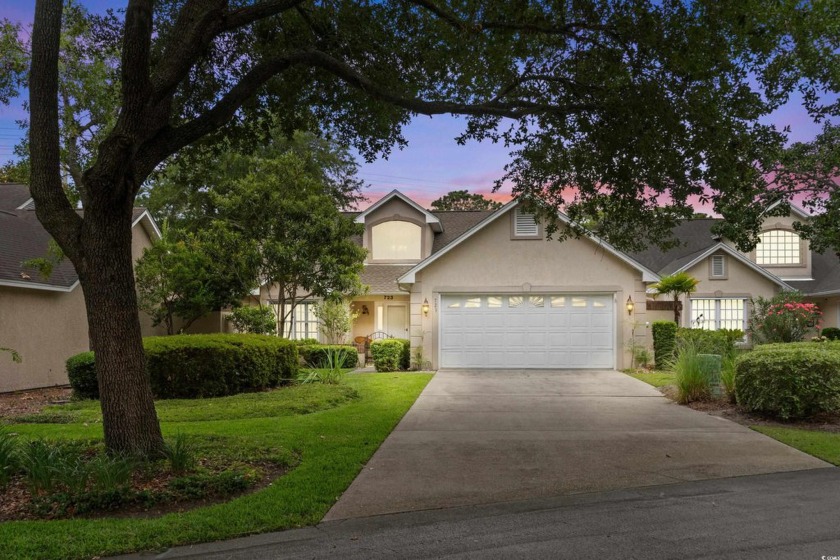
[514,208,539,236]
[711,255,725,277]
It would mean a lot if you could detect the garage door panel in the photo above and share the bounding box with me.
[440,293,615,369]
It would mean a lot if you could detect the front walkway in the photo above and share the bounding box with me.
[325,369,828,520]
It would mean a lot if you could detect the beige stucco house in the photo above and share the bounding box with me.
[0,184,168,393]
[311,190,838,370]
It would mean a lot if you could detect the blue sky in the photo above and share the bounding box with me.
[0,1,828,209]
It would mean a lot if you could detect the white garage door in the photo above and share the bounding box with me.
[440,294,615,369]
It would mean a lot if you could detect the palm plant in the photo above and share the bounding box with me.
[651,272,700,324]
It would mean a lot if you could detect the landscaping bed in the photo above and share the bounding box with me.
[0,388,72,419]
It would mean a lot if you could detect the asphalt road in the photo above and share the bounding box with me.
[127,467,840,560]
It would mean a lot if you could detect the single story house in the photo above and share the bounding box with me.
[273,190,839,370]
[0,184,172,393]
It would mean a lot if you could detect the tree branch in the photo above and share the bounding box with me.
[30,0,83,261]
[119,0,154,133]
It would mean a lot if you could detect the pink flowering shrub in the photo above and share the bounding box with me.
[748,293,822,344]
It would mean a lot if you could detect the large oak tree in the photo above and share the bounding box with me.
[23,0,836,455]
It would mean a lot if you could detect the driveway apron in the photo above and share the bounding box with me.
[325,369,829,520]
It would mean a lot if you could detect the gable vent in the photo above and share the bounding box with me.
[711,254,726,278]
[514,208,539,237]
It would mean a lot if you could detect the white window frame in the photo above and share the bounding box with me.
[283,301,320,340]
[689,298,747,332]
[371,220,422,261]
[755,229,802,266]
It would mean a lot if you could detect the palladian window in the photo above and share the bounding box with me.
[755,229,801,265]
[371,221,422,260]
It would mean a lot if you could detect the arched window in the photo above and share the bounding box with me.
[371,221,422,260]
[755,229,801,265]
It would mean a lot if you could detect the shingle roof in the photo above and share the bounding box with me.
[0,186,151,290]
[360,264,415,294]
[431,211,495,253]
[0,183,33,211]
[627,219,722,274]
[788,250,840,295]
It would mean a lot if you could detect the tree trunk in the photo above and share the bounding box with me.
[674,297,683,325]
[78,208,164,456]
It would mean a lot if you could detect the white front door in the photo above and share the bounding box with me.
[385,304,408,338]
[439,294,615,369]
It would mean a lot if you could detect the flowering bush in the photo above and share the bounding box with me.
[748,293,822,344]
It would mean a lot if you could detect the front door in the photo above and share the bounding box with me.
[385,304,408,338]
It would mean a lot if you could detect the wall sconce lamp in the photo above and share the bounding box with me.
[361,305,369,315]
[422,298,430,317]
[626,296,635,316]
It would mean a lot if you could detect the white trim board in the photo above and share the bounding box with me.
[669,242,794,290]
[354,190,443,232]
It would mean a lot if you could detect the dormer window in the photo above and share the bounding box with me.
[756,229,801,266]
[371,221,422,260]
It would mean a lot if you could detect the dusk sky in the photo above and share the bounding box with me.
[0,1,828,209]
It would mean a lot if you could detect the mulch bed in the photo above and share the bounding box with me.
[660,385,840,433]
[0,387,72,419]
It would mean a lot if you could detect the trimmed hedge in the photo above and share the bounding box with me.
[823,327,840,341]
[66,334,299,400]
[370,339,408,372]
[652,321,677,369]
[735,342,840,419]
[676,328,741,357]
[66,352,97,400]
[298,344,359,368]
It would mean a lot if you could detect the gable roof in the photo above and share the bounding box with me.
[660,242,794,290]
[0,193,160,292]
[397,199,660,284]
[355,190,443,232]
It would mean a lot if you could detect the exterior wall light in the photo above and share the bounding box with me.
[422,298,430,317]
[626,296,635,316]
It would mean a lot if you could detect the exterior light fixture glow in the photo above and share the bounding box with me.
[626,296,635,316]
[422,298,430,317]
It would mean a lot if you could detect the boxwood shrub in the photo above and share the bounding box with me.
[65,352,97,400]
[735,342,840,419]
[66,334,299,400]
[822,327,840,341]
[652,321,677,369]
[371,339,405,372]
[298,344,359,368]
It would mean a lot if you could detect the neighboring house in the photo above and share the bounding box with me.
[301,190,838,370]
[0,183,168,393]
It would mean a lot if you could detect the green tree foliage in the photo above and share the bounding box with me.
[15,0,839,455]
[229,307,277,336]
[430,190,503,212]
[651,272,700,324]
[315,300,360,345]
[135,224,258,335]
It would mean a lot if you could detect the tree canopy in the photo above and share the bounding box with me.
[430,190,503,212]
[14,0,840,455]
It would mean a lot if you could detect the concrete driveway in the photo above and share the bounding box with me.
[325,369,828,520]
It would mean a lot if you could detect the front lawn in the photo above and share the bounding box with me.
[625,370,676,389]
[752,426,840,466]
[0,372,432,560]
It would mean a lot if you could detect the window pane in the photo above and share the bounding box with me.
[487,297,502,308]
[529,296,544,307]
[371,221,422,260]
[465,297,481,308]
[448,301,461,308]
[690,299,716,330]
[508,296,523,308]
[756,230,800,265]
[550,296,565,308]
[592,300,606,308]
[572,297,587,308]
[719,299,745,331]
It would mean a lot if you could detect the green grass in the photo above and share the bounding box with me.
[625,370,676,389]
[0,373,432,560]
[752,426,840,466]
[10,381,360,424]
